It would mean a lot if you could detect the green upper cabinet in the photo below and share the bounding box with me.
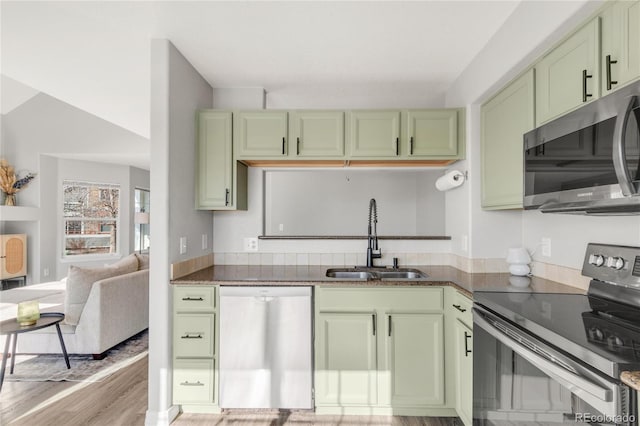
[315,312,378,406]
[234,111,288,159]
[481,70,535,210]
[535,18,600,126]
[404,110,458,158]
[347,110,401,158]
[196,111,247,211]
[289,111,345,158]
[601,0,640,95]
[385,313,444,407]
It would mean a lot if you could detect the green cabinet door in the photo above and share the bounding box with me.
[535,18,600,126]
[386,313,445,407]
[290,111,345,158]
[455,320,473,426]
[234,111,288,159]
[405,110,458,157]
[315,312,378,406]
[196,111,247,211]
[601,0,640,95]
[481,70,535,210]
[348,110,400,158]
[196,111,233,209]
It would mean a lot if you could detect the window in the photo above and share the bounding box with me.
[63,181,120,257]
[134,188,150,253]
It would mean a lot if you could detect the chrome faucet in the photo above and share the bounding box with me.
[367,198,381,268]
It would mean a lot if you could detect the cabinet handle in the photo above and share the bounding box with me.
[395,137,399,156]
[282,137,286,155]
[582,69,593,102]
[410,136,414,155]
[372,314,376,336]
[606,55,618,90]
[181,297,204,301]
[464,331,472,356]
[225,188,230,206]
[452,304,467,313]
[181,333,203,339]
[388,315,392,337]
[297,137,300,156]
[180,381,205,387]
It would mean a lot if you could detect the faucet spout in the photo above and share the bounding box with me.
[367,198,382,267]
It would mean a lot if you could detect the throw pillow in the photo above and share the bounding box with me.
[63,256,138,325]
[135,253,149,270]
[111,253,140,270]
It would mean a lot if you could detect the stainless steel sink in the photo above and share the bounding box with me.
[325,268,428,280]
[376,269,428,279]
[325,269,376,280]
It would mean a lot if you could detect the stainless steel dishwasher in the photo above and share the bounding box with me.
[219,286,312,409]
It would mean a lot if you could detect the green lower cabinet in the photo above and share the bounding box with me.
[386,313,444,407]
[315,312,378,406]
[173,286,220,413]
[455,319,473,426]
[315,287,453,416]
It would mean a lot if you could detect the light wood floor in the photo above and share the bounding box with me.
[1,355,459,426]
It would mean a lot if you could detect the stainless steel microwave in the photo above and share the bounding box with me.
[523,81,640,214]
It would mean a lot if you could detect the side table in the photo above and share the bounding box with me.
[0,312,70,391]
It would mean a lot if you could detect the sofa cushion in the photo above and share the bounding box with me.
[135,253,149,270]
[64,255,138,325]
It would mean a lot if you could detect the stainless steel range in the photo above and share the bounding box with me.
[473,243,640,425]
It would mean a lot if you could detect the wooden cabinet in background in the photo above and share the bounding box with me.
[0,234,27,280]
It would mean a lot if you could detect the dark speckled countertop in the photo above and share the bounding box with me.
[171,265,584,298]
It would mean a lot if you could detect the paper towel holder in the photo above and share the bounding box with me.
[435,170,467,191]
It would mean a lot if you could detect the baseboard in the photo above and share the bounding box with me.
[314,405,457,416]
[144,404,180,426]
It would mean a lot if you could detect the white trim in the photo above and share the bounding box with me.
[59,253,122,264]
[144,405,180,426]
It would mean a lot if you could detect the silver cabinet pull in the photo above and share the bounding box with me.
[180,381,205,386]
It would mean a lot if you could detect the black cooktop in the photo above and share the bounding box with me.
[474,290,640,377]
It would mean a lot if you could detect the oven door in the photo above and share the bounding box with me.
[473,305,636,425]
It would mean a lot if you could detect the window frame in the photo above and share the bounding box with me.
[61,180,121,260]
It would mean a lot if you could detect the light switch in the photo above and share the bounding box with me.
[180,237,187,254]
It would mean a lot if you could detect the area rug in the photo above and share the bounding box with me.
[5,330,148,382]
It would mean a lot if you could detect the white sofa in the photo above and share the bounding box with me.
[0,257,148,358]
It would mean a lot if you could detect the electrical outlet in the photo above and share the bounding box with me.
[541,238,551,257]
[202,234,208,250]
[244,237,258,252]
[279,223,284,232]
[43,268,49,277]
[180,237,187,255]
[461,235,468,252]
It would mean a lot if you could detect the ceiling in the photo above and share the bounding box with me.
[1,1,525,139]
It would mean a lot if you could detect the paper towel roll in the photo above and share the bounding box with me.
[435,170,465,191]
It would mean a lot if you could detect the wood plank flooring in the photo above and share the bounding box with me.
[1,355,459,426]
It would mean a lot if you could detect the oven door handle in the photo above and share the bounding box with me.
[612,95,638,196]
[474,309,613,403]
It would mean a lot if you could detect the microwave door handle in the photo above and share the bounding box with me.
[473,309,613,403]
[612,95,638,196]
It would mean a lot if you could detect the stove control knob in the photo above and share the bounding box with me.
[589,254,605,267]
[589,327,604,341]
[607,335,624,349]
[606,256,625,270]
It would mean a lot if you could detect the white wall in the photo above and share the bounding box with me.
[1,88,149,283]
[442,0,637,270]
[147,39,213,426]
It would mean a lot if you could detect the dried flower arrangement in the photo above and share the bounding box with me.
[0,159,36,206]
